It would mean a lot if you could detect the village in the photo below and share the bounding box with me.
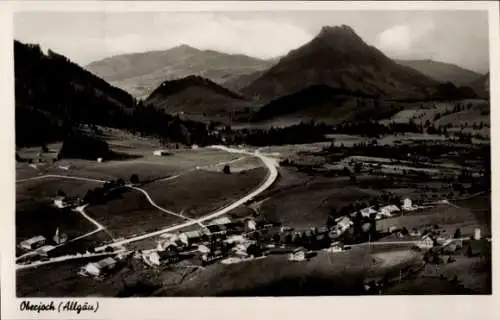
[16,187,490,294]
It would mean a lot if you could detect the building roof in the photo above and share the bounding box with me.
[183,230,202,238]
[380,205,400,212]
[21,235,46,245]
[209,217,231,225]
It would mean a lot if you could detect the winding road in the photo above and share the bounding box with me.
[16,146,279,267]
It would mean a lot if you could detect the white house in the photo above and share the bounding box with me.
[209,216,231,225]
[402,198,417,211]
[246,219,257,231]
[417,235,434,249]
[53,196,81,209]
[378,205,400,217]
[19,235,46,251]
[337,216,353,232]
[153,150,171,156]
[81,257,117,277]
[288,247,306,261]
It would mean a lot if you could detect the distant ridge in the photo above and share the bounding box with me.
[145,75,254,122]
[395,59,483,86]
[86,45,274,98]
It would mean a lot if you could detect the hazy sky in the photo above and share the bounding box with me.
[14,10,489,73]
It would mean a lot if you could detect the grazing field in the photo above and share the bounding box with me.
[16,178,100,200]
[258,174,381,228]
[17,255,124,297]
[161,250,374,296]
[85,189,187,238]
[143,167,267,219]
[160,246,422,296]
[16,147,243,184]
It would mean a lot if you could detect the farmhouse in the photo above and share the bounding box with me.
[401,198,418,211]
[417,235,434,249]
[19,235,46,251]
[153,149,171,156]
[337,216,353,233]
[81,257,117,277]
[288,247,307,262]
[145,250,180,266]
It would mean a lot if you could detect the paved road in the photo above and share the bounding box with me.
[95,146,279,251]
[16,250,129,271]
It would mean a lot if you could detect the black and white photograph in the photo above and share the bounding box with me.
[2,0,497,308]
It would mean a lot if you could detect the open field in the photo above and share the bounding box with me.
[16,147,243,183]
[260,181,380,228]
[85,189,187,239]
[16,177,100,200]
[256,171,386,227]
[143,167,267,219]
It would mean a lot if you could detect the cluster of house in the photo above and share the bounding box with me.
[53,195,82,209]
[17,228,68,261]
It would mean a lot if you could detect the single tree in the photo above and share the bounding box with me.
[223,164,231,174]
[453,228,462,239]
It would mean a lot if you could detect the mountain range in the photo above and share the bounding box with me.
[394,59,483,87]
[86,45,275,98]
[15,24,490,145]
[241,25,442,102]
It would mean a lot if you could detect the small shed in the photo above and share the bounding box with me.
[19,235,46,251]
[82,257,117,277]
